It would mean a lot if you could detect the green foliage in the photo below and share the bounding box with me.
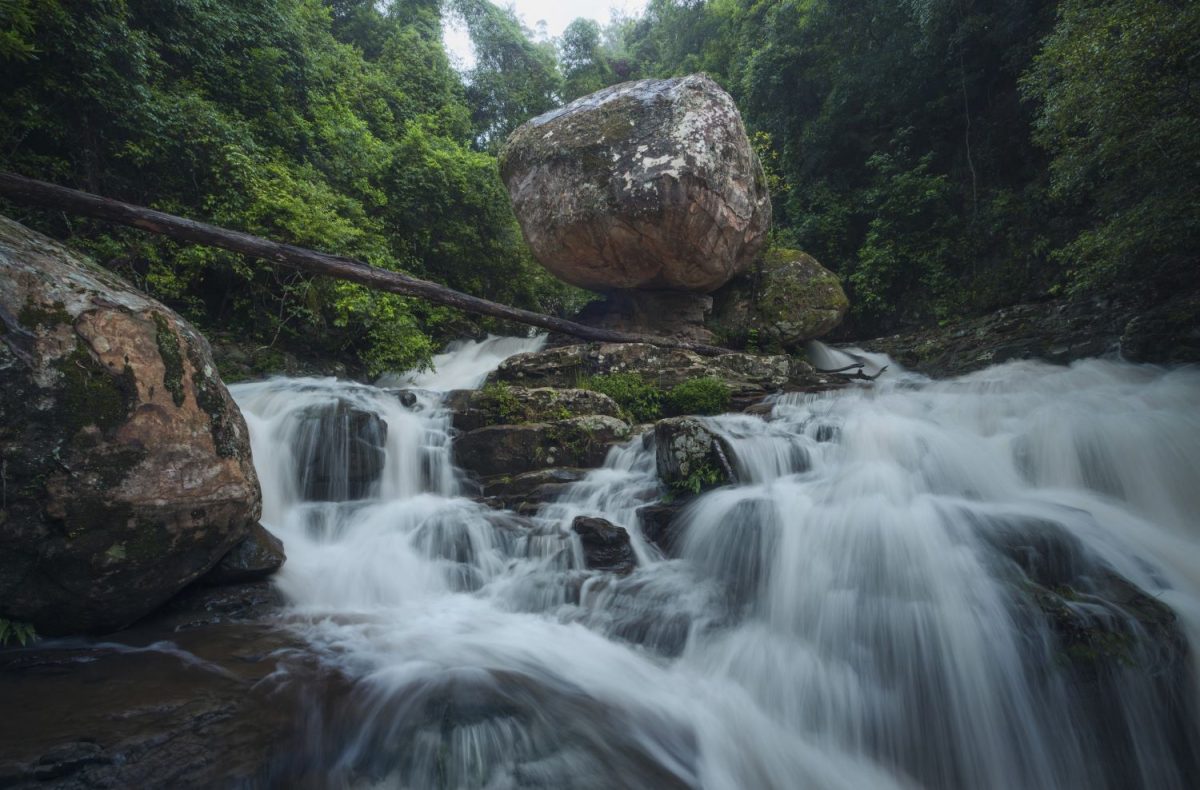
[1023,0,1200,293]
[479,380,525,423]
[0,617,36,647]
[673,460,725,496]
[578,372,662,423]
[0,0,38,61]
[447,0,561,147]
[0,0,575,378]
[664,377,731,417]
[597,0,1068,331]
[851,146,961,320]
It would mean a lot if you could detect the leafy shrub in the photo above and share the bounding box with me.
[664,377,731,416]
[479,380,525,423]
[578,372,662,423]
[0,618,36,646]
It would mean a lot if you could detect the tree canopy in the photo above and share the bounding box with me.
[2,0,1195,361]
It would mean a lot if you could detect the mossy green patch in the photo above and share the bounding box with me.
[152,312,186,407]
[17,299,72,330]
[54,339,137,436]
[480,381,526,424]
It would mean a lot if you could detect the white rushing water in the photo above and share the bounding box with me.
[230,338,1200,789]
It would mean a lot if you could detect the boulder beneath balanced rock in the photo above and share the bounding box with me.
[0,216,261,634]
[499,74,771,293]
[710,248,849,351]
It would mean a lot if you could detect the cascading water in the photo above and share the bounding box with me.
[230,336,1200,789]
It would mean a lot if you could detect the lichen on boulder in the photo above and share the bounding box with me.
[654,416,737,494]
[0,216,262,634]
[499,73,771,293]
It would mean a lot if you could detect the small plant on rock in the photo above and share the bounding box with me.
[480,381,525,424]
[0,618,36,647]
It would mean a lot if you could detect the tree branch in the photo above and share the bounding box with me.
[0,172,734,356]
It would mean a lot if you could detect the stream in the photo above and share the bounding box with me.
[228,337,1200,789]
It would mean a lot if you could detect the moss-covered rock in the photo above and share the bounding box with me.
[454,416,631,479]
[491,342,799,409]
[654,416,736,494]
[444,385,621,432]
[499,74,771,293]
[0,216,262,635]
[710,247,849,351]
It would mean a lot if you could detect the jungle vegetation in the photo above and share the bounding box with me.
[1,0,1195,368]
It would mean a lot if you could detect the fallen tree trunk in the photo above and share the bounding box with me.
[0,172,731,356]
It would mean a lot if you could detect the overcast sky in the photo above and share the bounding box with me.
[444,0,648,70]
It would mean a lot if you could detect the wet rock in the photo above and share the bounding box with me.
[0,216,260,635]
[710,248,849,351]
[1119,290,1200,365]
[860,288,1200,377]
[478,467,590,513]
[445,386,621,432]
[572,516,637,574]
[970,510,1200,783]
[390,388,419,408]
[654,417,737,494]
[492,342,795,406]
[500,74,771,293]
[291,400,386,501]
[0,577,339,790]
[203,523,286,585]
[638,501,689,557]
[455,416,631,478]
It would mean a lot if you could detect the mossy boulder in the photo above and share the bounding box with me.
[491,342,794,408]
[444,386,622,432]
[0,216,262,634]
[710,248,849,351]
[499,74,771,293]
[654,417,736,494]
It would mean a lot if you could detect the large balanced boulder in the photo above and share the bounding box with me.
[0,217,261,634]
[499,74,771,293]
[710,248,849,351]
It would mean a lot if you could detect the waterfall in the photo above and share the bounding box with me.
[230,340,1200,789]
